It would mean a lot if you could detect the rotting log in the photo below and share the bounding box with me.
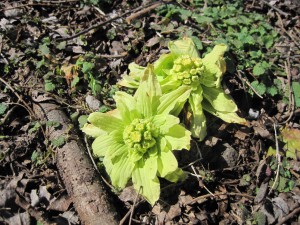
[32,97,119,225]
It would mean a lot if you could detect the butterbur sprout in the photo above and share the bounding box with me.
[119,37,247,140]
[82,65,191,205]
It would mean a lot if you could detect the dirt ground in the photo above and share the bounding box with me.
[0,0,300,224]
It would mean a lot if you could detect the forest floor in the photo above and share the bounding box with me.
[0,0,300,224]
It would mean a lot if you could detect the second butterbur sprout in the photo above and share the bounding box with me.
[123,118,159,154]
[171,55,204,86]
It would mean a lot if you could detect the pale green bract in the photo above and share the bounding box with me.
[119,37,247,140]
[82,65,191,205]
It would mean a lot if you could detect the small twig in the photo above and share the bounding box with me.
[0,77,35,119]
[276,206,300,225]
[185,192,255,206]
[129,187,141,225]
[276,12,300,49]
[125,2,163,24]
[236,70,263,99]
[119,190,142,225]
[56,10,130,41]
[84,136,115,190]
[191,165,214,197]
[57,1,163,42]
[260,0,289,17]
[84,136,100,174]
[0,104,17,125]
[98,52,128,58]
[269,123,281,195]
[279,59,295,124]
[182,158,202,169]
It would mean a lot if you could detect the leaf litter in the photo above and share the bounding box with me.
[0,0,300,224]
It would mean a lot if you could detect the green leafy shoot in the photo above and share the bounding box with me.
[119,37,246,140]
[82,65,191,205]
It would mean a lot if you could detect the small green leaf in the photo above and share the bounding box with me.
[71,76,80,88]
[0,103,8,116]
[31,150,39,162]
[70,111,79,123]
[36,58,45,69]
[193,15,214,24]
[254,211,266,225]
[292,82,300,108]
[51,136,66,147]
[56,41,66,50]
[45,80,55,91]
[46,121,60,128]
[82,62,94,73]
[267,86,278,96]
[224,18,238,26]
[251,80,266,95]
[78,115,88,128]
[253,63,266,76]
[38,44,50,56]
[239,174,251,186]
[29,122,42,134]
[99,105,110,113]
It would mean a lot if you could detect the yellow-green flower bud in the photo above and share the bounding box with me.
[130,131,142,143]
[123,118,159,154]
[170,55,205,87]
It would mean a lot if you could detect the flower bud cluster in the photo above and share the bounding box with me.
[170,55,205,86]
[123,118,159,154]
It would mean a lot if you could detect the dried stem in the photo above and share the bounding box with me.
[185,192,255,206]
[0,77,35,119]
[268,123,281,195]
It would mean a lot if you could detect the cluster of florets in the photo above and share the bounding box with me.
[123,118,159,154]
[170,55,205,86]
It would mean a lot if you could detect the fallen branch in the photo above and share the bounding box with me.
[185,192,255,206]
[32,96,119,225]
[56,1,164,41]
[125,2,163,24]
[260,0,289,17]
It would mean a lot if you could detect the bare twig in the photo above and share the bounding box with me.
[260,0,289,17]
[276,207,300,225]
[125,2,163,24]
[191,165,215,197]
[268,123,281,195]
[129,187,141,225]
[119,190,142,225]
[276,12,300,49]
[57,1,163,41]
[236,70,263,99]
[185,192,255,206]
[84,135,115,190]
[98,52,128,58]
[280,59,295,124]
[0,77,35,119]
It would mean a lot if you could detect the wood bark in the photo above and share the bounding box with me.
[32,99,119,225]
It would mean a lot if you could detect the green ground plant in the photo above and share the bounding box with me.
[82,65,191,205]
[83,38,247,204]
[119,37,246,140]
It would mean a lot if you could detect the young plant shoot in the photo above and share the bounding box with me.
[82,65,191,205]
[119,37,247,140]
